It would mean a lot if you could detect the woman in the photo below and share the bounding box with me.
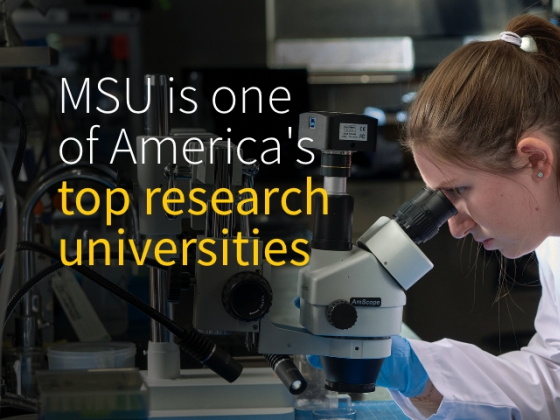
[382,13,560,419]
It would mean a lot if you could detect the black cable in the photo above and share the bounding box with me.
[6,241,244,383]
[3,251,166,328]
[0,94,27,240]
[0,95,27,185]
[13,241,183,335]
[5,261,64,327]
[34,79,54,171]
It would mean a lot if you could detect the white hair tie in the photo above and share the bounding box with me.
[499,31,538,52]
[500,31,522,46]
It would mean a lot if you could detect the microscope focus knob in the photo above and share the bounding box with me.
[222,271,273,322]
[326,300,357,330]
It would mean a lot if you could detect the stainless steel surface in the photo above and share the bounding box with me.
[143,74,178,342]
[15,316,37,349]
[274,38,414,72]
[307,73,404,85]
[240,162,259,237]
[323,177,347,195]
[163,163,192,220]
[144,74,169,137]
[150,268,173,342]
[272,0,527,39]
[206,147,234,238]
[268,0,532,75]
[245,332,259,351]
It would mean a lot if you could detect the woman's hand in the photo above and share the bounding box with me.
[376,335,428,397]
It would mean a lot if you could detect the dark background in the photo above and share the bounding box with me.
[2,0,546,368]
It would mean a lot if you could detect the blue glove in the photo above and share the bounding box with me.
[305,336,428,398]
[376,336,428,397]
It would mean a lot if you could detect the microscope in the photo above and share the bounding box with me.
[176,109,457,394]
[294,112,456,392]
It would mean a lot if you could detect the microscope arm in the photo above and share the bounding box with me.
[257,217,431,359]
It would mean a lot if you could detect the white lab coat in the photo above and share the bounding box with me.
[390,236,560,419]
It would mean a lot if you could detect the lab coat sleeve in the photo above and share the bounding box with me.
[389,242,560,419]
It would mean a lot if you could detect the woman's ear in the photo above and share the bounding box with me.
[517,135,555,181]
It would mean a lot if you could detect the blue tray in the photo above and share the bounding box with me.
[353,401,409,419]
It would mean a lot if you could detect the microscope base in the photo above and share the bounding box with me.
[143,367,295,419]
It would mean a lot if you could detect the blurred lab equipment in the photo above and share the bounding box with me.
[36,368,148,420]
[0,70,456,419]
[47,341,136,370]
[312,408,357,420]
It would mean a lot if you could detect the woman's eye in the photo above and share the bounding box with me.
[445,187,466,196]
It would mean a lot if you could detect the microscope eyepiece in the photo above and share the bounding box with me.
[393,187,457,244]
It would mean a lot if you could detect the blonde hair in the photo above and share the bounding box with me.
[405,14,560,176]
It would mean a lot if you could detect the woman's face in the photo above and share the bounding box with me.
[414,149,556,259]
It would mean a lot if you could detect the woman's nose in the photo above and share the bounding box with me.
[448,212,476,239]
